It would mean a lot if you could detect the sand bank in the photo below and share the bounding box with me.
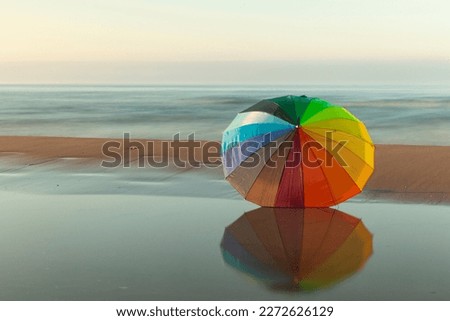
[0,136,449,204]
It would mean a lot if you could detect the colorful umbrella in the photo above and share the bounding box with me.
[220,207,372,291]
[222,95,374,207]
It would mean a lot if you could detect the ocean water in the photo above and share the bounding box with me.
[0,85,449,145]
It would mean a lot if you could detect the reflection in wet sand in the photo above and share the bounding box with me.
[221,207,372,291]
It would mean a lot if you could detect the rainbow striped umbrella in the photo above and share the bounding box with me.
[221,207,373,291]
[222,95,374,207]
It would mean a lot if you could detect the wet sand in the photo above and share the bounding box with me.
[1,136,450,300]
[0,136,449,204]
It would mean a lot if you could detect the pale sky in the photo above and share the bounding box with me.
[1,0,449,83]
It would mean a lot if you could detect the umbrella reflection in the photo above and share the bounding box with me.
[220,207,373,291]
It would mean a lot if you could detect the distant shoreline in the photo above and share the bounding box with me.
[0,135,449,205]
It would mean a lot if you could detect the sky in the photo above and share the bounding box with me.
[0,0,449,84]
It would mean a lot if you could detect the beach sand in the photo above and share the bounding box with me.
[0,136,449,204]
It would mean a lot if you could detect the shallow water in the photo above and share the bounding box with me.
[0,161,449,300]
[0,193,449,300]
[0,85,449,145]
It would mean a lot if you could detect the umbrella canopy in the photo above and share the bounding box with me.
[222,95,374,207]
[220,207,372,291]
